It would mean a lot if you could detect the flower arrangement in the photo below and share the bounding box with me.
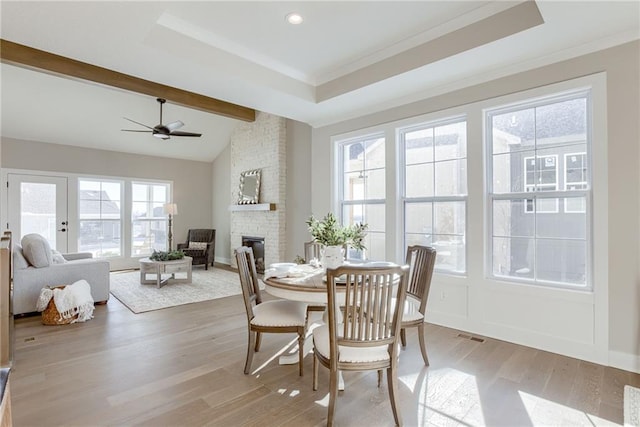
[149,249,185,261]
[306,212,368,250]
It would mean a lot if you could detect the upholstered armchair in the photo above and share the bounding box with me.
[177,229,216,270]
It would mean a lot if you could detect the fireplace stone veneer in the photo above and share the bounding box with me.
[230,112,286,270]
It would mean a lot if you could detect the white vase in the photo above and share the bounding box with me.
[321,245,344,270]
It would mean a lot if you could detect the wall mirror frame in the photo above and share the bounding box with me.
[238,169,261,204]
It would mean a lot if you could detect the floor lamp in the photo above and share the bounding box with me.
[163,203,178,251]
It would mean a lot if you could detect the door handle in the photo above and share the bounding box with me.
[58,228,67,232]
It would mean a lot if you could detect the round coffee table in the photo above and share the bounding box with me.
[139,256,193,288]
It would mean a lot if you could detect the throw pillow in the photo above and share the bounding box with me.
[51,250,68,264]
[21,233,53,268]
[188,241,207,250]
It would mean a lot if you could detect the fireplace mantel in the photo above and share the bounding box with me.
[228,203,276,212]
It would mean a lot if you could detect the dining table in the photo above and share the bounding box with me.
[262,263,347,389]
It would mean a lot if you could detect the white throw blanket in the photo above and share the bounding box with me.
[36,280,95,323]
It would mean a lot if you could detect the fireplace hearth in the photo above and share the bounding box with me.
[242,236,265,273]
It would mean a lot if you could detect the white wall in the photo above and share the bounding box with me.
[310,41,640,372]
[212,143,231,265]
[285,119,313,262]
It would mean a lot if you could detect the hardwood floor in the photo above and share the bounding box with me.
[9,292,639,426]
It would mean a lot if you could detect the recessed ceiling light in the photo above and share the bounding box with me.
[286,12,303,25]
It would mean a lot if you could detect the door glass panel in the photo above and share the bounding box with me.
[20,182,57,248]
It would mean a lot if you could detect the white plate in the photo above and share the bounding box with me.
[269,262,297,271]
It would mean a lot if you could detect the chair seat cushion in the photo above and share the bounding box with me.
[401,297,425,323]
[312,324,390,363]
[251,300,308,327]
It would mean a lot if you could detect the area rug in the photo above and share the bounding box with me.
[109,268,242,314]
[625,385,640,426]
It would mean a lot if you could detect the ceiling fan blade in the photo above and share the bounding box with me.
[123,117,154,130]
[169,131,202,137]
[122,129,153,133]
[165,120,184,132]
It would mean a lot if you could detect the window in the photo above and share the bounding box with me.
[338,134,385,261]
[78,179,122,257]
[487,92,589,287]
[401,118,467,273]
[131,182,169,255]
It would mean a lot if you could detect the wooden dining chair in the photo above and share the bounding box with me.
[400,245,437,366]
[234,246,308,376]
[312,264,409,427]
[304,240,323,264]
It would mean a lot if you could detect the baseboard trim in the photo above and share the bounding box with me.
[609,350,640,374]
[215,256,231,266]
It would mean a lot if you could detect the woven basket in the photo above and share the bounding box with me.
[41,285,78,325]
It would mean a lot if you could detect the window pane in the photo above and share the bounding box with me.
[404,128,433,165]
[491,108,535,154]
[536,239,586,285]
[492,199,534,238]
[79,220,121,257]
[344,171,364,200]
[564,195,586,213]
[152,185,167,202]
[132,220,166,255]
[361,231,385,261]
[405,232,433,248]
[432,234,465,273]
[535,97,587,145]
[364,168,385,199]
[493,237,534,279]
[405,163,434,198]
[79,180,100,192]
[433,202,464,236]
[344,142,364,172]
[132,183,147,201]
[102,182,121,201]
[405,202,432,235]
[536,197,559,214]
[493,152,532,193]
[435,121,466,161]
[363,138,385,169]
[79,200,100,219]
[435,159,467,196]
[132,202,149,219]
[363,203,385,232]
[537,205,586,239]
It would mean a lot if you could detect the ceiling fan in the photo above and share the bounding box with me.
[122,98,202,140]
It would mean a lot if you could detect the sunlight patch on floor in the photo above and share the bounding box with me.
[400,368,486,426]
[518,391,618,426]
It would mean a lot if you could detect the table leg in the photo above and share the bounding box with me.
[277,312,345,390]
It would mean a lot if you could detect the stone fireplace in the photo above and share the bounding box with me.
[230,112,286,269]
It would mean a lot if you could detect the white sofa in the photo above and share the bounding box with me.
[13,234,110,315]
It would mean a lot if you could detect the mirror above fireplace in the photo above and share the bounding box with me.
[238,169,261,204]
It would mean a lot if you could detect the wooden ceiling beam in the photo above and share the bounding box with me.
[0,39,255,122]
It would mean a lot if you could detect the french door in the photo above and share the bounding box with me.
[7,174,69,252]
